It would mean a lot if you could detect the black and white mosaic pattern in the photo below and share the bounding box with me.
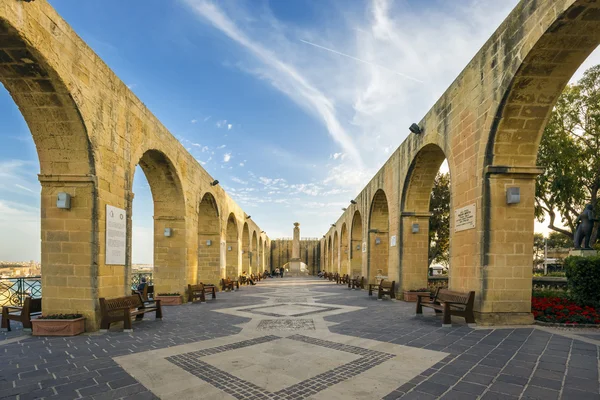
[243,303,341,317]
[256,319,315,331]
[167,334,394,399]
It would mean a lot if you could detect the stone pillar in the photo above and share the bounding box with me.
[476,166,542,325]
[153,216,187,296]
[289,222,305,276]
[292,223,300,259]
[400,212,431,295]
[39,174,99,331]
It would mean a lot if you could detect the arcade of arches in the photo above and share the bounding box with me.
[5,0,600,330]
[0,0,269,330]
[321,0,600,325]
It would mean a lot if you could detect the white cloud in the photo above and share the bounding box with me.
[223,153,232,162]
[227,124,233,130]
[217,144,226,149]
[203,116,211,122]
[231,176,248,185]
[191,119,197,124]
[185,0,363,165]
[239,162,245,167]
[216,119,227,128]
[14,184,35,194]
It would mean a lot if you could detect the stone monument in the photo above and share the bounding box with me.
[570,203,599,257]
[288,222,306,276]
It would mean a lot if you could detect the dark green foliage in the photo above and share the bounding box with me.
[39,314,83,319]
[564,256,600,308]
[429,172,450,267]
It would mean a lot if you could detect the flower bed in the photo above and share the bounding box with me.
[532,296,600,325]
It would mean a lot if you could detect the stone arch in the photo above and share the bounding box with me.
[350,211,363,277]
[368,189,389,283]
[340,223,348,275]
[0,17,98,319]
[258,237,263,273]
[333,231,339,273]
[481,0,600,318]
[197,192,220,286]
[400,144,448,291]
[242,222,250,274]
[251,230,258,274]
[134,149,187,294]
[327,236,332,272]
[226,213,239,278]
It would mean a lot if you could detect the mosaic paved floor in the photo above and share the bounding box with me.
[1,277,599,399]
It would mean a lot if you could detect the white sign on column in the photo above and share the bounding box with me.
[106,205,127,265]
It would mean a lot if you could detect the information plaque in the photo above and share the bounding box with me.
[455,204,476,232]
[106,205,126,265]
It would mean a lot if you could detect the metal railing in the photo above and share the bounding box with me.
[131,273,153,290]
[427,276,569,291]
[0,276,42,307]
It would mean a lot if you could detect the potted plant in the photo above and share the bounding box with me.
[403,288,431,302]
[32,314,85,336]
[155,293,182,306]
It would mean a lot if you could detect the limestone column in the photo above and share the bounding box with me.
[289,222,304,276]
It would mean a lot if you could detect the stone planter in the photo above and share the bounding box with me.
[32,317,86,336]
[403,291,430,302]
[155,295,182,306]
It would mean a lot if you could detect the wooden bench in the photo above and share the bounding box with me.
[348,276,364,290]
[221,278,239,291]
[99,294,162,332]
[188,283,216,303]
[416,288,476,327]
[368,280,395,300]
[1,297,42,332]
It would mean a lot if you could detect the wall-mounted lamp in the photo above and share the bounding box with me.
[412,223,420,233]
[164,228,172,237]
[323,235,326,238]
[56,192,71,209]
[261,230,265,233]
[206,240,212,246]
[409,123,422,134]
[246,215,251,219]
[342,208,347,211]
[210,180,219,186]
[356,245,361,250]
[506,187,520,204]
[331,224,336,227]
[375,237,381,245]
[350,200,357,205]
[344,249,348,254]
[227,246,232,251]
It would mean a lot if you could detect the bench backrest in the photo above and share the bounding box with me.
[188,283,205,292]
[23,297,42,315]
[100,294,142,315]
[435,288,475,307]
[380,280,395,290]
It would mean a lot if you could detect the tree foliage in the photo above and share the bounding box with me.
[429,172,450,266]
[536,65,600,243]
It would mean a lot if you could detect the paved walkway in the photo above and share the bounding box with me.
[1,278,599,399]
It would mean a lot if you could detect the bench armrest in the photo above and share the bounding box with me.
[2,306,23,311]
[416,293,432,298]
[439,300,467,306]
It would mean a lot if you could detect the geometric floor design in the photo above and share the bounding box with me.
[2,277,600,399]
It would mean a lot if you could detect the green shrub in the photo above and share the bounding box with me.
[532,289,568,299]
[564,256,600,308]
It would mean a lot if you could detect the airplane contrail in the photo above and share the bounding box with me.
[299,39,423,83]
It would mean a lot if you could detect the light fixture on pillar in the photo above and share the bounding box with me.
[227,246,232,251]
[375,237,381,245]
[350,200,357,205]
[246,215,251,219]
[356,245,360,250]
[412,223,420,233]
[206,240,212,246]
[164,228,172,237]
[56,192,71,209]
[261,230,265,233]
[331,224,336,227]
[210,180,219,186]
[341,208,347,211]
[506,187,520,204]
[409,123,422,134]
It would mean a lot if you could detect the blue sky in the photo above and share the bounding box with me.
[1,0,598,263]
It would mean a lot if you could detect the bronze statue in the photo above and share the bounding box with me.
[573,204,598,249]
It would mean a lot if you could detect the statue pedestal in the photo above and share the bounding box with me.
[568,249,598,257]
[288,258,307,277]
